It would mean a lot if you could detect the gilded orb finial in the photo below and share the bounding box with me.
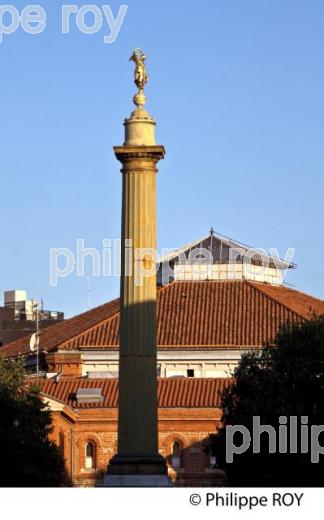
[129,48,148,109]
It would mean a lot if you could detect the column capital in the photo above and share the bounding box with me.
[113,145,165,164]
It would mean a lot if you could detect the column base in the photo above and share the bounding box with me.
[99,453,171,486]
[107,453,168,475]
[99,474,172,487]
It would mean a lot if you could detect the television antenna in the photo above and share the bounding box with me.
[30,299,41,376]
[87,273,92,309]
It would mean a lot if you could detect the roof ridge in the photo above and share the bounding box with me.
[4,281,323,358]
[158,234,210,262]
[59,299,121,349]
[278,285,324,305]
[2,296,120,356]
[158,233,295,268]
[245,280,308,320]
[60,284,175,349]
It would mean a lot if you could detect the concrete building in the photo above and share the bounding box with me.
[0,290,64,347]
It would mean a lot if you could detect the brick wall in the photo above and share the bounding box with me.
[49,407,223,487]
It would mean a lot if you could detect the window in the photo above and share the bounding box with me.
[171,441,181,469]
[187,369,194,378]
[59,431,65,458]
[210,453,217,469]
[85,442,95,469]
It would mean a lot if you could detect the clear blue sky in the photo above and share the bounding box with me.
[0,0,323,317]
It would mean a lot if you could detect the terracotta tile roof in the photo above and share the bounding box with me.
[37,377,229,409]
[2,280,324,358]
[250,282,324,319]
[1,298,119,358]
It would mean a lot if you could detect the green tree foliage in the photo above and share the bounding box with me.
[0,356,68,486]
[213,315,324,486]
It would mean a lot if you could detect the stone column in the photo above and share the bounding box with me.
[104,50,169,486]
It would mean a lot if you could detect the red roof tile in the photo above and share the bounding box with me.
[2,280,324,357]
[1,298,119,358]
[37,377,229,409]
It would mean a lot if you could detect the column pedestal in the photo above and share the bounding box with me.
[102,452,170,486]
[100,475,171,487]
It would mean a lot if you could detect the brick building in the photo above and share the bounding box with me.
[2,265,324,485]
[37,377,228,486]
[3,277,324,379]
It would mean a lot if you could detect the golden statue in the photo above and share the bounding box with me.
[125,48,156,139]
[129,48,148,91]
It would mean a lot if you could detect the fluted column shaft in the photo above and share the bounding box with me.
[109,146,166,473]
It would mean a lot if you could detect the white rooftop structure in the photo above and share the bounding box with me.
[158,228,296,286]
[76,388,103,403]
[4,290,34,320]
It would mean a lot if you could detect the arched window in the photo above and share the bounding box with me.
[171,441,181,469]
[85,442,95,469]
[209,452,217,469]
[59,431,65,458]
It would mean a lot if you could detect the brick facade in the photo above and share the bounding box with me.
[46,397,224,487]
